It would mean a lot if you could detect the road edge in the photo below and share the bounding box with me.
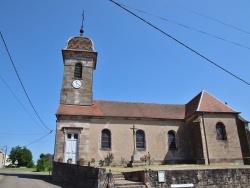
[0,174,3,182]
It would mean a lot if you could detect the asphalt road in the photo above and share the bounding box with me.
[0,170,63,188]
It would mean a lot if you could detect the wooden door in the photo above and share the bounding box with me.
[65,133,78,164]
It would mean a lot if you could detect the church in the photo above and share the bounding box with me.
[54,31,250,166]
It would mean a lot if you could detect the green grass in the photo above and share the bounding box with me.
[6,167,36,172]
[104,164,250,173]
[5,167,50,173]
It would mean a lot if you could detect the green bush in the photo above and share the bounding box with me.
[36,158,47,172]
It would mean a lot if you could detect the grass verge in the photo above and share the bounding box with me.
[104,164,250,173]
[4,167,50,174]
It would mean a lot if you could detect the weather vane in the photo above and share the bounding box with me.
[80,10,84,36]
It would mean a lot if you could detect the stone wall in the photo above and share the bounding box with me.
[52,162,106,188]
[55,113,249,165]
[202,113,243,164]
[54,117,91,163]
[124,168,250,188]
[88,118,188,164]
[55,117,189,164]
[60,53,95,106]
[185,113,246,165]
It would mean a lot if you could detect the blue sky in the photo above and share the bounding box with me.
[0,0,249,163]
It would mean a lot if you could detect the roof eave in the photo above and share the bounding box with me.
[56,114,184,121]
[184,110,240,119]
[61,49,98,69]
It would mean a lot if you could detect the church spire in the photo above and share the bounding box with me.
[80,11,84,36]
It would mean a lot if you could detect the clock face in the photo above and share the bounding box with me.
[72,80,81,89]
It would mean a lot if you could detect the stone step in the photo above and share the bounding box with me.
[116,185,145,188]
[115,180,144,186]
[114,177,126,181]
[112,172,146,188]
[113,174,124,178]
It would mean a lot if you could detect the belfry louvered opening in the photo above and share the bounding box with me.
[74,63,82,79]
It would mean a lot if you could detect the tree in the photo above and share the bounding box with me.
[40,153,52,162]
[36,153,53,172]
[40,153,45,159]
[37,158,47,172]
[9,146,34,168]
[9,146,22,165]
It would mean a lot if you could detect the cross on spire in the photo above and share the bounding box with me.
[80,10,84,36]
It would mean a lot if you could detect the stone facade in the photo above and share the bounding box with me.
[55,117,189,164]
[60,47,97,106]
[186,113,246,165]
[55,117,91,161]
[55,112,249,165]
[54,34,250,166]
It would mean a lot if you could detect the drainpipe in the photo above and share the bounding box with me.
[202,112,210,165]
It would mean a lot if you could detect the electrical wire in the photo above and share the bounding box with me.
[109,0,250,86]
[119,3,250,50]
[0,74,48,132]
[160,0,250,35]
[24,130,53,147]
[0,31,52,132]
[0,132,46,136]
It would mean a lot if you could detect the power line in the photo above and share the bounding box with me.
[160,0,250,35]
[119,3,250,50]
[0,132,46,136]
[0,74,47,132]
[24,130,53,147]
[109,0,250,86]
[0,31,52,132]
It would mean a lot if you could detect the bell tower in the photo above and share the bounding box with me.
[60,33,97,106]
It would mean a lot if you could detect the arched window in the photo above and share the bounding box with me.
[216,123,227,140]
[101,129,111,148]
[168,130,177,149]
[74,63,82,79]
[136,130,145,149]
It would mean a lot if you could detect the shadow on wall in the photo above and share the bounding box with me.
[163,123,203,165]
[240,126,250,164]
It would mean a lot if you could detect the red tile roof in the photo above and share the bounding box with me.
[56,101,185,120]
[56,90,238,120]
[185,92,202,118]
[185,90,237,117]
